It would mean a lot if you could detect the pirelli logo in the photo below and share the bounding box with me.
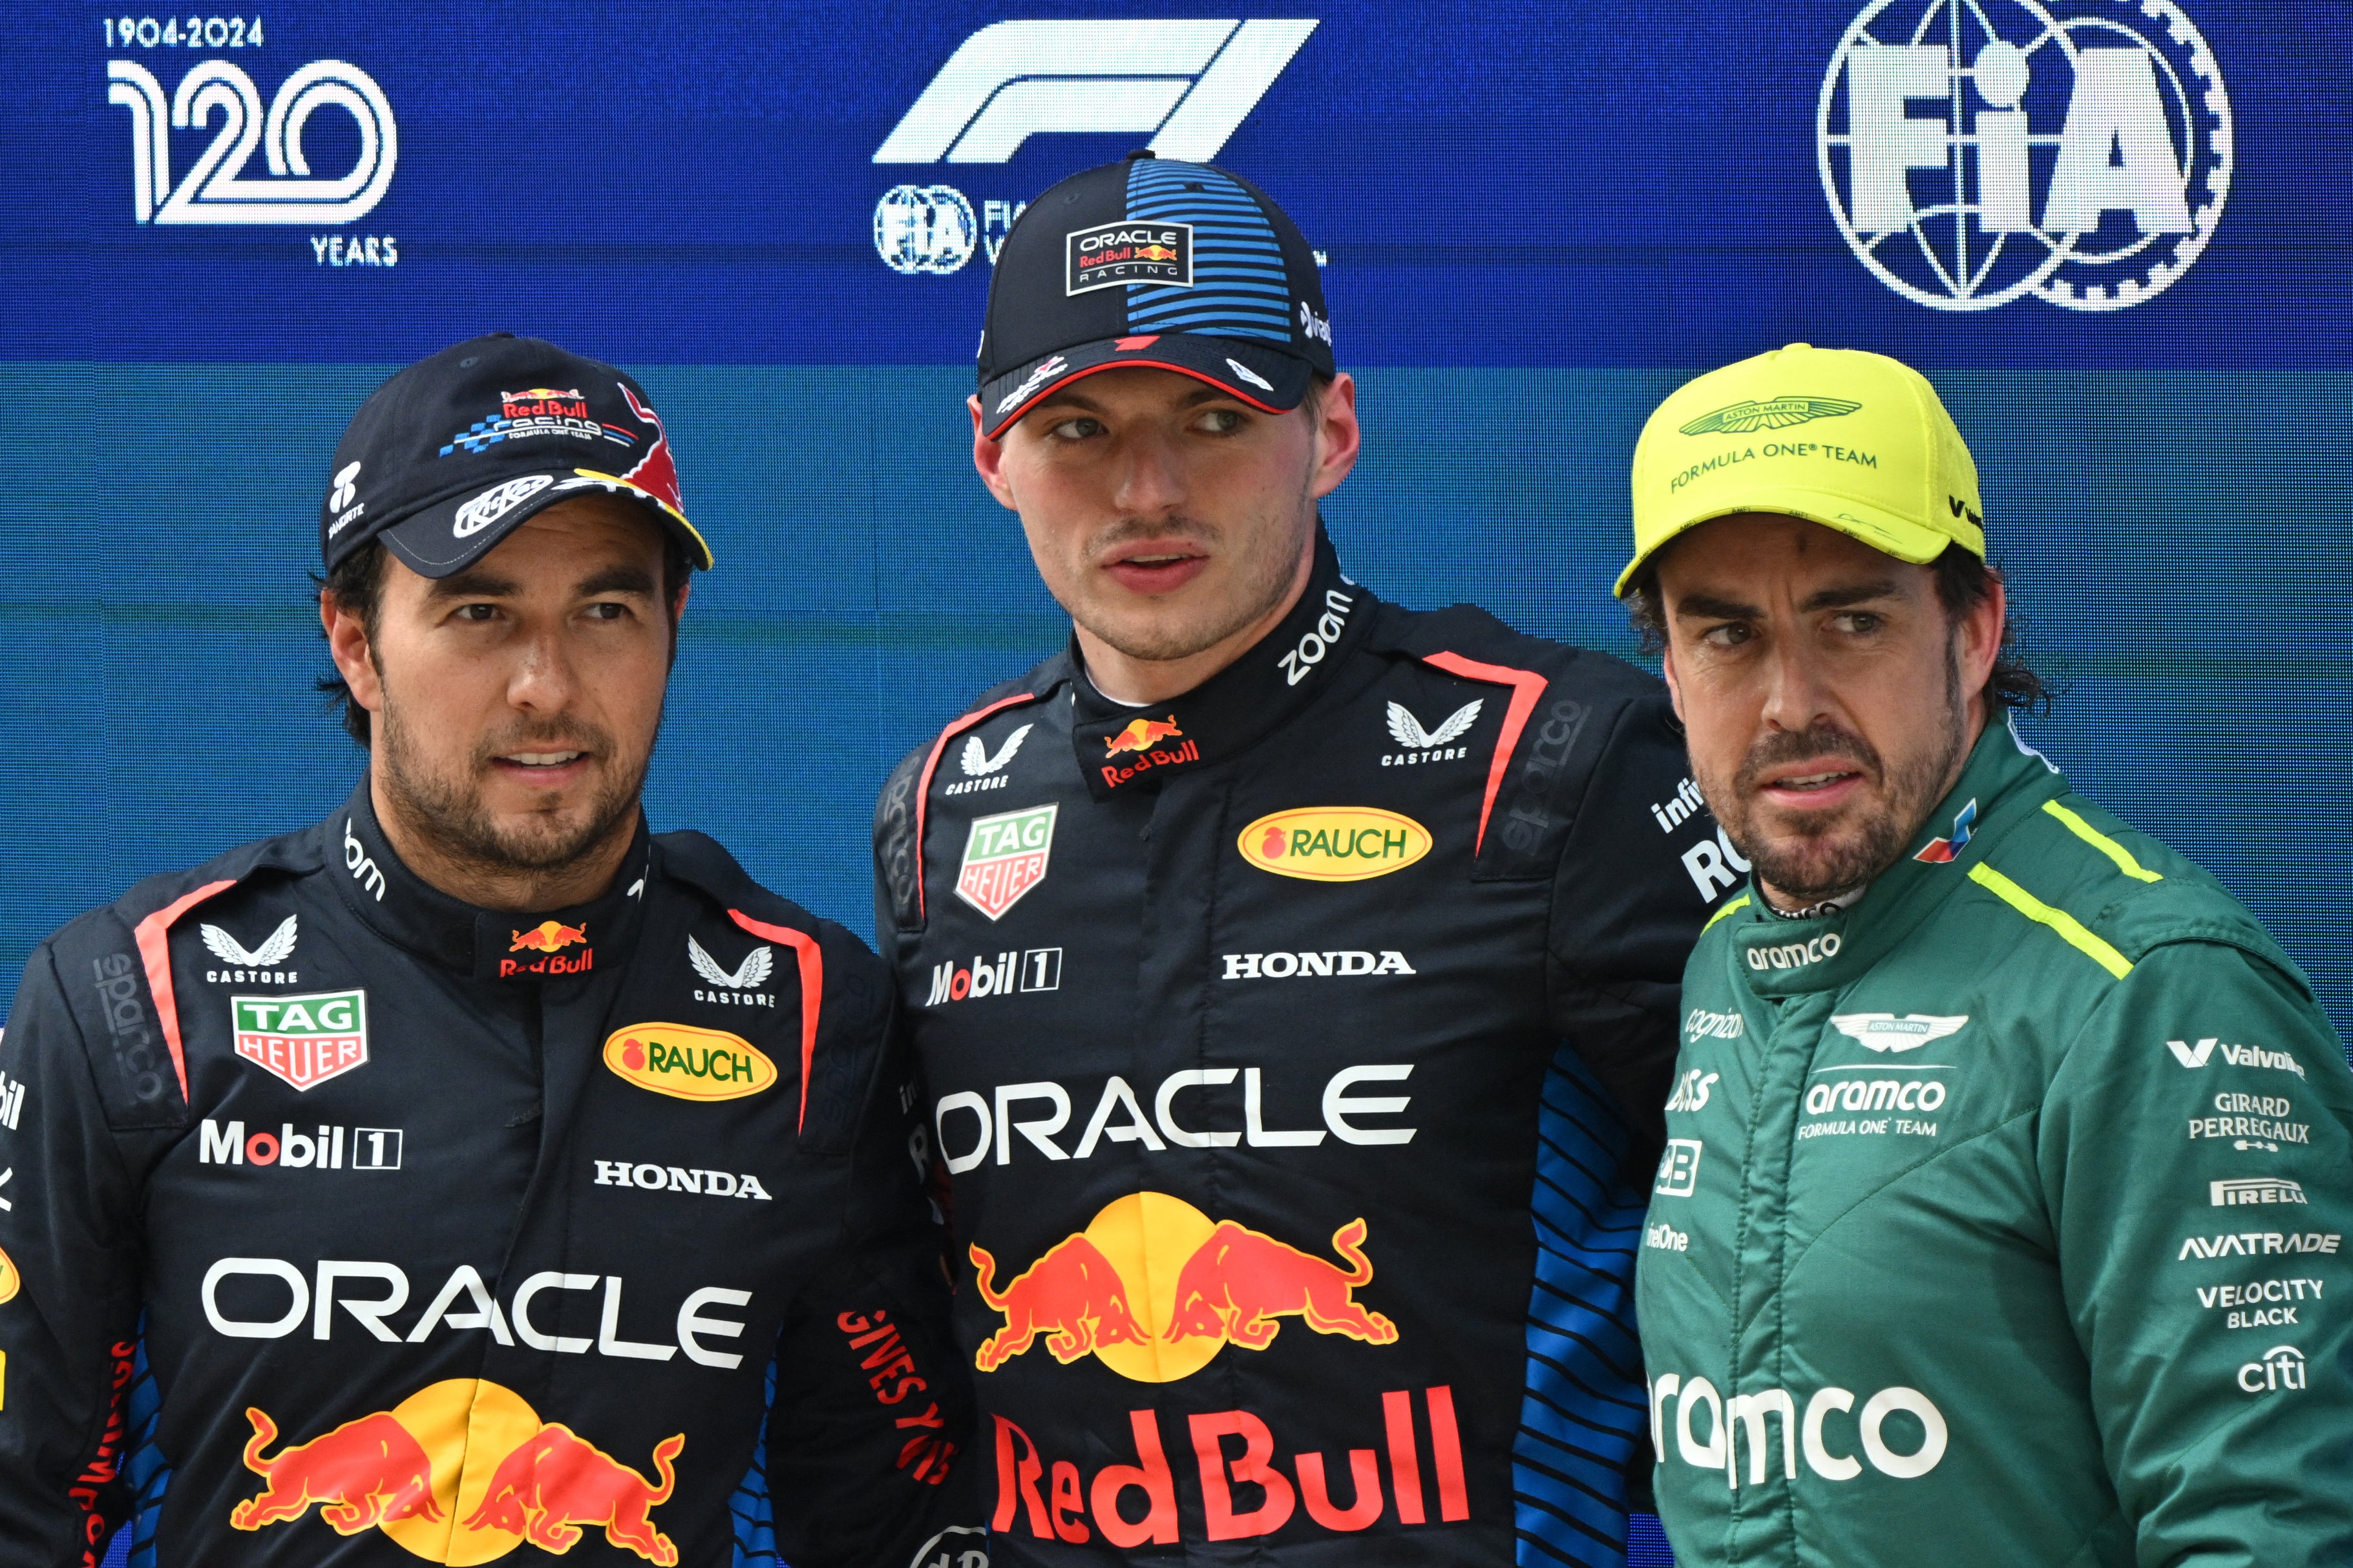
[2213,1178,2307,1207]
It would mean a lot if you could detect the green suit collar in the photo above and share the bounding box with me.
[1727,715,2067,998]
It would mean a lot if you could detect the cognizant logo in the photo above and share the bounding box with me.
[1651,1375,1948,1486]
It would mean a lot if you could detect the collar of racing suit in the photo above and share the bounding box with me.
[1722,714,2070,999]
[1068,524,1372,801]
[323,778,654,983]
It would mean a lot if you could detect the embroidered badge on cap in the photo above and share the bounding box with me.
[1066,222,1192,295]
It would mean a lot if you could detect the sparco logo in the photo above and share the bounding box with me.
[1748,933,1841,970]
[1818,0,2230,312]
[92,953,168,1103]
[872,20,1319,164]
[1651,1375,1947,1485]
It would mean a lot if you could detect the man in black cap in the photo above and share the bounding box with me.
[872,156,1722,1565]
[0,335,981,1567]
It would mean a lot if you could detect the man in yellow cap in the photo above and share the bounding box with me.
[1623,344,2353,1565]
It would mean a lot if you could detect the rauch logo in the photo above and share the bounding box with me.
[602,1023,776,1103]
[1238,808,1431,883]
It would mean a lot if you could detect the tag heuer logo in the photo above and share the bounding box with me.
[232,990,368,1091]
[956,804,1057,921]
[1678,396,1861,435]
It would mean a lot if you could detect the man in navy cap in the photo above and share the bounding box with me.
[873,156,1724,1565]
[0,335,980,1567]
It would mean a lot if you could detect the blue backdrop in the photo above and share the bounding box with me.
[4,3,2347,1563]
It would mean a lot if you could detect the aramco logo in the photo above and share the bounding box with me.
[969,1193,1399,1382]
[1818,0,2230,310]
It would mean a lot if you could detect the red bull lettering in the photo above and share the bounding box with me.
[991,1388,1468,1546]
[1100,717,1199,789]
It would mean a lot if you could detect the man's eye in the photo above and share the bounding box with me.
[453,603,500,623]
[584,602,630,622]
[1196,408,1245,434]
[1700,623,1751,647]
[1048,416,1103,440]
[1832,611,1883,634]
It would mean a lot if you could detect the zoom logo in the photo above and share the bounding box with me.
[106,58,397,225]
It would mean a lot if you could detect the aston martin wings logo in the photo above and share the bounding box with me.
[688,936,774,990]
[960,723,1035,777]
[1678,396,1862,435]
[200,915,297,968]
[1386,700,1482,750]
[1830,1013,1968,1052]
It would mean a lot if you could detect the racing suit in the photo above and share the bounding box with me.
[0,781,982,1568]
[872,530,1724,1565]
[1636,718,2353,1565]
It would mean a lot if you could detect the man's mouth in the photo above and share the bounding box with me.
[1755,763,1866,809]
[1101,541,1209,595]
[491,749,593,783]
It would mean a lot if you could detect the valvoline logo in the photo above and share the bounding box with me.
[229,1378,684,1563]
[1238,808,1432,883]
[969,1193,1398,1385]
[602,1023,776,1102]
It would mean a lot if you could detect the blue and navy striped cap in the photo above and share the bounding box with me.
[977,153,1334,439]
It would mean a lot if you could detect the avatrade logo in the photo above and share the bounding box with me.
[227,1379,683,1562]
[947,722,1032,797]
[202,914,299,983]
[105,56,397,227]
[872,20,1320,164]
[1914,799,1976,862]
[687,936,775,1007]
[927,947,1063,1005]
[1381,700,1480,767]
[969,1193,1396,1383]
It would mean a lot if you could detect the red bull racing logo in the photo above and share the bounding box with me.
[505,921,592,979]
[970,1192,1398,1384]
[1100,717,1198,789]
[231,1379,683,1563]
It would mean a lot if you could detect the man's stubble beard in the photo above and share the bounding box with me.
[1710,636,1970,906]
[1064,459,1316,665]
[375,685,650,882]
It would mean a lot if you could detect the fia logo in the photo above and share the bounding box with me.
[106,58,397,226]
[871,19,1318,275]
[1819,0,2230,311]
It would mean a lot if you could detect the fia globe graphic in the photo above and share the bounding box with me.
[874,183,979,275]
[1818,0,2230,311]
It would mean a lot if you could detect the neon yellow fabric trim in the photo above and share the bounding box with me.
[1967,863,2132,979]
[1703,894,1750,933]
[2042,800,2162,883]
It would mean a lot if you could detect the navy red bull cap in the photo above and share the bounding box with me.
[320,332,713,578]
[976,152,1336,439]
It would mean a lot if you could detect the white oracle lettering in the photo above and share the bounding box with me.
[1071,1076,1166,1159]
[952,1063,1420,1166]
[995,1081,1073,1164]
[1645,1222,1690,1253]
[935,1091,992,1175]
[1665,1070,1720,1113]
[1681,828,1752,901]
[1320,1063,1415,1145]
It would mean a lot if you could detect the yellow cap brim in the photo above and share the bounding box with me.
[1613,487,1968,596]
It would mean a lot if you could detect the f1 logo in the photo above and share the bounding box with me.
[1654,1139,1704,1199]
[874,18,1319,165]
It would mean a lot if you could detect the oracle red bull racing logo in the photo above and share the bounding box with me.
[969,1192,1398,1384]
[1101,716,1199,789]
[231,1379,684,1563]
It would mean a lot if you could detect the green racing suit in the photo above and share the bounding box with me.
[1636,718,2353,1565]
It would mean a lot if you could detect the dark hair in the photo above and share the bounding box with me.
[1624,540,2052,716]
[316,532,696,747]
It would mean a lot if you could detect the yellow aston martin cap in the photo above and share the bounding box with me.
[1616,344,1985,596]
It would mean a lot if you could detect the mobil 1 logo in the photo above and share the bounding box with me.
[928,948,1062,1007]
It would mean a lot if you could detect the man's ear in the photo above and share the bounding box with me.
[970,395,1018,511]
[322,589,383,716]
[1957,565,2005,696]
[1306,372,1361,501]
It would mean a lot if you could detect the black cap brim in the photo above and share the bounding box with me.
[980,335,1313,441]
[379,468,715,580]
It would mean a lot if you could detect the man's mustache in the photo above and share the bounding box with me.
[1733,725,1883,794]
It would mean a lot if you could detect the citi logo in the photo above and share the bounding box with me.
[1221,950,1415,979]
[2237,1345,2306,1394]
[874,19,1318,164]
[2168,1037,2307,1079]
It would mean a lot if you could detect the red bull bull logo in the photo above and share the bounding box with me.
[510,920,588,954]
[231,1379,684,1563]
[1100,717,1198,789]
[505,921,593,979]
[969,1193,1397,1383]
